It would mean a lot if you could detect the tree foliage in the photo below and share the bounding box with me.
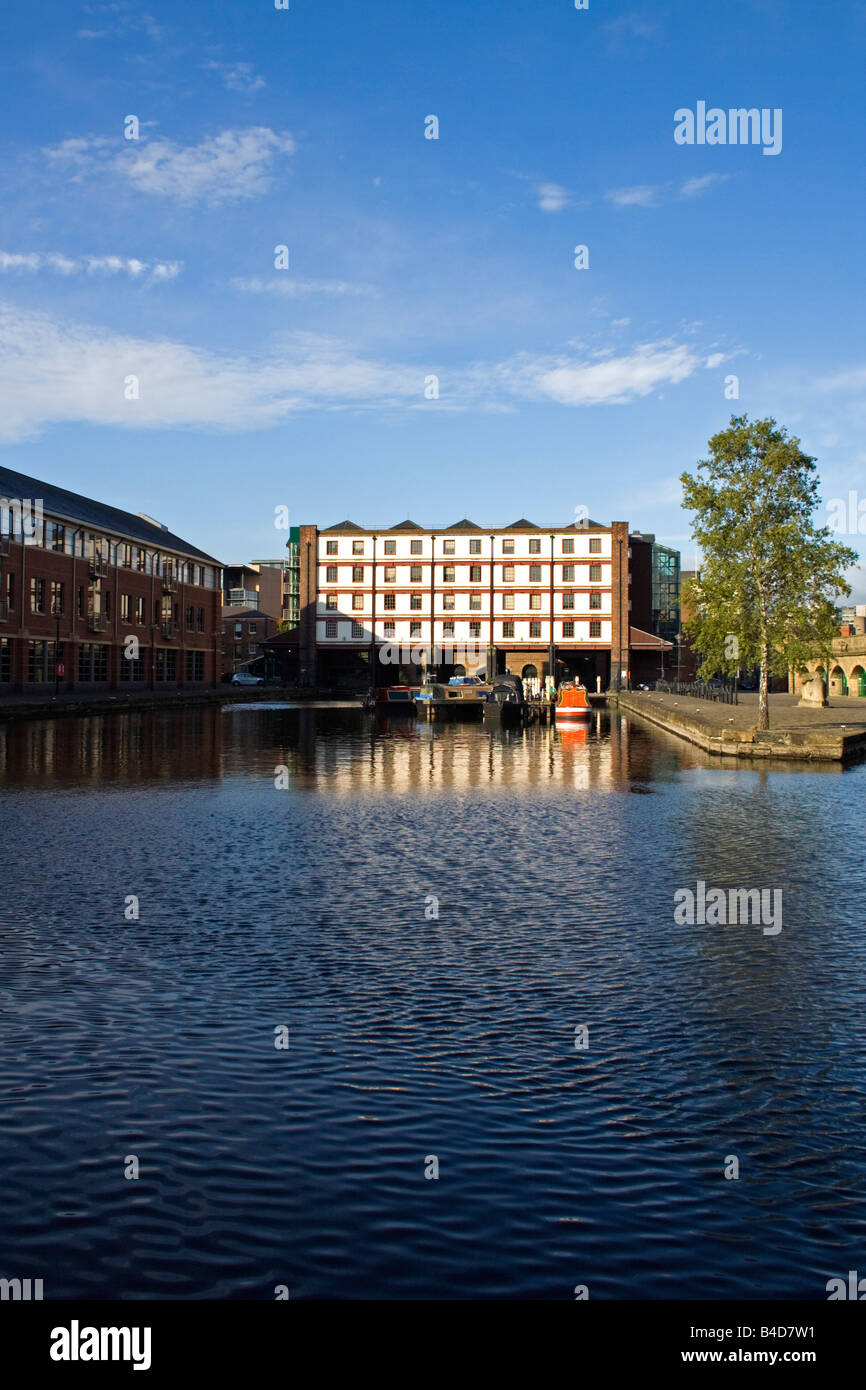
[681,416,857,728]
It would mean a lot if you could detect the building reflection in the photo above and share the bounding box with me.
[0,705,223,786]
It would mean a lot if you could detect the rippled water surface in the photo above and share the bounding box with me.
[1,704,865,1299]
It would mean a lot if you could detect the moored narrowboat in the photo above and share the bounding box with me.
[555,682,592,721]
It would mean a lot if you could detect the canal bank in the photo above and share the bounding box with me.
[611,690,866,762]
[0,686,353,724]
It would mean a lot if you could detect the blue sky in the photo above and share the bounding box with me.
[0,0,863,593]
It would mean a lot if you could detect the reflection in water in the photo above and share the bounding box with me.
[0,704,863,1300]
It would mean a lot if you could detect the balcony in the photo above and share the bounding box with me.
[161,620,176,639]
[87,612,106,632]
[0,535,10,557]
[162,571,177,594]
[88,554,108,580]
[0,598,7,621]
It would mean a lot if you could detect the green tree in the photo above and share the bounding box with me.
[681,415,858,730]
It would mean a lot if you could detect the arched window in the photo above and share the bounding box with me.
[522,664,538,681]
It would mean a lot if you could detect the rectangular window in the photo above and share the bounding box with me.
[234,621,243,637]
[443,539,455,555]
[562,538,574,554]
[410,539,423,555]
[410,621,422,638]
[30,577,45,613]
[136,596,146,624]
[502,539,514,554]
[562,565,575,582]
[502,594,514,611]
[185,651,204,682]
[529,565,541,583]
[384,566,396,583]
[589,564,602,581]
[326,594,338,610]
[121,594,131,623]
[443,566,455,583]
[384,539,396,555]
[52,523,66,553]
[352,566,364,582]
[155,648,176,682]
[383,622,396,637]
[353,540,364,555]
[470,594,482,611]
[121,543,133,568]
[590,620,602,637]
[529,538,541,554]
[197,606,205,632]
[0,638,9,683]
[326,540,338,555]
[470,622,481,637]
[185,605,195,629]
[352,594,364,610]
[443,621,454,637]
[28,640,51,682]
[562,593,575,610]
[326,565,338,582]
[529,593,542,610]
[563,621,575,638]
[442,594,455,610]
[530,621,542,637]
[249,622,257,634]
[50,580,64,615]
[589,537,602,554]
[410,565,422,582]
[325,620,338,638]
[503,565,515,582]
[383,593,396,611]
[502,621,514,638]
[469,565,482,582]
[351,621,365,638]
[589,591,602,610]
[137,548,147,572]
[469,538,482,554]
[410,593,422,610]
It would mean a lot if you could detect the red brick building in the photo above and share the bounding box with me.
[0,466,223,695]
[221,607,278,677]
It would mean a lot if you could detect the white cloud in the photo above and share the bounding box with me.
[705,352,727,368]
[604,184,662,208]
[0,304,421,441]
[496,341,699,407]
[535,183,568,213]
[0,304,706,442]
[232,277,375,298]
[43,128,295,205]
[0,251,180,283]
[680,173,729,198]
[205,61,266,96]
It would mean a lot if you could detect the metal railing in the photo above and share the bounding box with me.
[161,620,176,639]
[654,678,738,704]
[0,598,7,621]
[87,611,106,632]
[88,554,108,579]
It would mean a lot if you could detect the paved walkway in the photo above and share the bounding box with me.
[629,690,866,733]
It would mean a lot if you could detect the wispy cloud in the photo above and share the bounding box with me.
[680,173,730,198]
[605,184,663,208]
[603,12,661,55]
[0,304,706,441]
[77,1,164,41]
[0,251,180,283]
[535,182,569,213]
[232,277,375,299]
[494,342,699,407]
[205,61,266,96]
[43,128,295,205]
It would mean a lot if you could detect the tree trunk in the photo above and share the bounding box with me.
[758,644,770,730]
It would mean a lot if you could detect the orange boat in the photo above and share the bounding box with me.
[555,682,592,721]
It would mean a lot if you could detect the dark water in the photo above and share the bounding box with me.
[1,703,865,1300]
